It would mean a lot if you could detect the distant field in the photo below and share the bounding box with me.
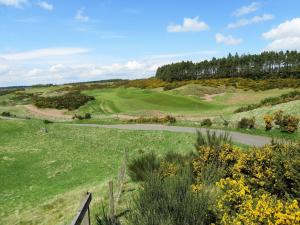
[79,87,221,115]
[76,86,295,117]
[0,84,296,119]
[0,119,197,225]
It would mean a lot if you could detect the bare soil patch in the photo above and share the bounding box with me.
[22,105,72,120]
[202,93,225,102]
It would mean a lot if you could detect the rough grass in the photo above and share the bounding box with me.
[0,119,197,225]
[227,100,300,127]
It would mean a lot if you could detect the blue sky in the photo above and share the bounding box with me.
[0,0,300,86]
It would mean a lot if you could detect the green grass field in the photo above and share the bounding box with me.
[78,87,221,115]
[76,86,295,117]
[1,82,300,224]
[0,119,197,225]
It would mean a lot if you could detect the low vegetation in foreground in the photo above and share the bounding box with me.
[0,119,197,225]
[96,132,300,225]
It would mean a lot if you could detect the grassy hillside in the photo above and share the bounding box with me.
[78,87,221,115]
[0,119,197,225]
[77,87,296,117]
[226,100,300,127]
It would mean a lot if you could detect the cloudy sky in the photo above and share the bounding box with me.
[0,0,300,86]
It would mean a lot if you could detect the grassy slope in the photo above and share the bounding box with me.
[0,119,196,225]
[78,86,295,117]
[227,100,300,126]
[78,87,222,115]
[171,85,296,115]
[0,85,296,119]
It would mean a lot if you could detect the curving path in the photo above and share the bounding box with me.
[67,123,271,147]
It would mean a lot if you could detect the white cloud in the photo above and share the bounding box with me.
[0,47,218,87]
[27,68,43,77]
[37,1,53,11]
[233,2,260,17]
[167,17,209,32]
[264,37,300,51]
[263,18,300,51]
[263,18,300,40]
[49,64,67,73]
[75,9,89,22]
[0,48,90,61]
[0,0,27,8]
[228,14,274,29]
[125,61,144,70]
[215,33,243,45]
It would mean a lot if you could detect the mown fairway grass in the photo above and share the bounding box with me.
[78,87,222,115]
[76,87,296,117]
[0,119,197,225]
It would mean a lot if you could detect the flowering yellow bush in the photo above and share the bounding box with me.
[159,162,178,178]
[216,178,300,225]
[264,114,274,131]
[193,144,242,180]
[232,145,276,189]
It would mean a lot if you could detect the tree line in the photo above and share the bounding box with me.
[155,51,300,81]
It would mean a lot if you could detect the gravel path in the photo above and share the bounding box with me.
[68,123,271,147]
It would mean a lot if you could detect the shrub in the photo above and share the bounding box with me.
[263,114,273,131]
[95,207,121,225]
[164,151,194,165]
[84,113,92,119]
[126,171,217,225]
[128,115,176,124]
[43,119,53,124]
[73,114,85,120]
[128,152,161,182]
[237,117,255,129]
[195,130,232,148]
[216,178,300,225]
[201,118,212,127]
[274,110,299,133]
[1,111,11,117]
[33,91,95,110]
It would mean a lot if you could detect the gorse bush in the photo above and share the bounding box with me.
[84,113,92,119]
[126,170,217,225]
[274,110,299,133]
[195,130,232,148]
[123,131,300,225]
[34,91,95,110]
[1,111,13,117]
[216,178,300,225]
[263,114,273,131]
[201,118,212,127]
[128,152,161,182]
[237,117,255,129]
[43,119,53,124]
[128,115,176,124]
